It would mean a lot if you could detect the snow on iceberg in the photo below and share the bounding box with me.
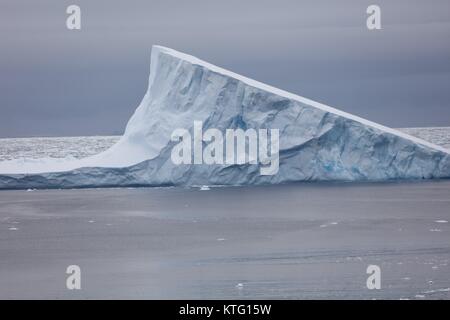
[0,45,449,189]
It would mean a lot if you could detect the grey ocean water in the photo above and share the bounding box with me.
[0,128,449,299]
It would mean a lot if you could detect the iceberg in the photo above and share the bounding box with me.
[0,45,449,189]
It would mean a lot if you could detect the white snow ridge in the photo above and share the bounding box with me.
[0,45,450,189]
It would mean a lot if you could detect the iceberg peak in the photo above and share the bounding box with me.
[149,45,448,154]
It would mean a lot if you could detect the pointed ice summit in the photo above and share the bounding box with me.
[0,45,449,189]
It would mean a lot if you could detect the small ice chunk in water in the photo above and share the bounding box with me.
[200,186,210,191]
[217,238,226,241]
[424,288,450,294]
[435,220,448,223]
[8,227,18,231]
[236,283,244,289]
[320,222,338,228]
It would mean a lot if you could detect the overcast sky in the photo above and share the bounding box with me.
[1,0,450,137]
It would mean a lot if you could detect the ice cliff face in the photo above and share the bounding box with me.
[0,46,449,189]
